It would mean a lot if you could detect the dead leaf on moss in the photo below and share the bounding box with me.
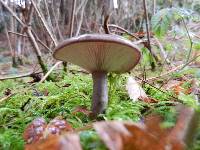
[126,77,147,102]
[23,105,198,150]
[93,105,196,150]
[139,96,158,103]
[72,106,92,116]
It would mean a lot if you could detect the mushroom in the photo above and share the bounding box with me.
[53,34,141,117]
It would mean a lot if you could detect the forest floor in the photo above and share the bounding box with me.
[0,22,200,149]
[0,56,200,149]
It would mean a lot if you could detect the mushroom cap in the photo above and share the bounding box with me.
[53,34,141,73]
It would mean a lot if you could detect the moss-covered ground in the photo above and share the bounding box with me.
[0,71,199,150]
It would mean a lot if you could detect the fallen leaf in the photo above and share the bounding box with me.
[139,96,158,103]
[93,121,162,150]
[72,106,91,116]
[43,89,49,96]
[163,80,193,95]
[93,105,197,150]
[126,77,147,102]
[163,80,183,90]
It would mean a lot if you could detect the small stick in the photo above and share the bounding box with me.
[0,72,35,80]
[108,24,140,40]
[0,94,15,103]
[39,61,62,83]
[143,0,156,70]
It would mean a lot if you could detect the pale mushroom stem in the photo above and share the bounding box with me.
[91,72,108,117]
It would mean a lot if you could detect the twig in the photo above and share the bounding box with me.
[30,0,57,45]
[39,61,62,83]
[0,84,37,104]
[0,72,36,81]
[62,0,77,72]
[135,76,182,102]
[0,94,15,103]
[153,37,170,64]
[43,0,57,39]
[0,68,89,81]
[8,31,52,52]
[108,24,139,40]
[103,15,111,34]
[181,17,193,64]
[31,30,52,53]
[143,0,156,70]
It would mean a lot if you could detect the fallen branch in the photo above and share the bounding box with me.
[0,72,36,81]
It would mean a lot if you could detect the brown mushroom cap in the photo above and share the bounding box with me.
[53,34,141,73]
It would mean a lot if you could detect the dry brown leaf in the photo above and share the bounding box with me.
[163,80,183,90]
[93,121,163,150]
[94,105,197,150]
[93,121,131,150]
[162,80,193,95]
[72,106,92,116]
[139,96,158,103]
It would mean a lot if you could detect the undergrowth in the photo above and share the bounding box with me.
[0,72,199,150]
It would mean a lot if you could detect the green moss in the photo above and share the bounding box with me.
[0,72,199,149]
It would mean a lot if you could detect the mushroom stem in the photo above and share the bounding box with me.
[91,72,108,117]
